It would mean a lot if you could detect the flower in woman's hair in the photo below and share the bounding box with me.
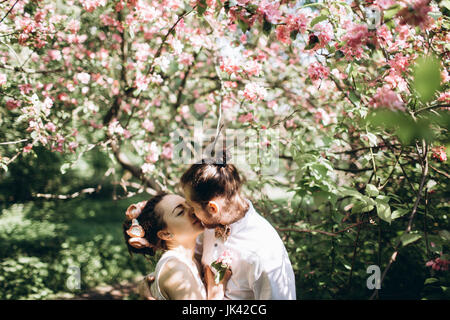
[211,249,233,284]
[126,201,147,220]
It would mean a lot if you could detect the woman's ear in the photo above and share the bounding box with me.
[157,230,173,241]
[207,201,220,215]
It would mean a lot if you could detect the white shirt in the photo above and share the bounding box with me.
[195,200,296,300]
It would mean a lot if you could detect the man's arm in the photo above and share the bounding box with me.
[250,255,296,300]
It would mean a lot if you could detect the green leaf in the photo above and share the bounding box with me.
[365,184,379,197]
[263,19,272,36]
[438,230,450,241]
[310,15,328,27]
[383,4,401,20]
[424,278,439,285]
[391,208,409,220]
[413,55,442,103]
[290,30,299,40]
[400,233,422,247]
[376,199,391,224]
[237,18,249,32]
[60,163,71,175]
[197,0,208,16]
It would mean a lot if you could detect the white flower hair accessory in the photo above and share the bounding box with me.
[125,201,152,249]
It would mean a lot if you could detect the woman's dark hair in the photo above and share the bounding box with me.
[122,192,168,257]
[180,160,248,214]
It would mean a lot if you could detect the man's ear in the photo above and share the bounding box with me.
[157,230,173,241]
[207,201,220,215]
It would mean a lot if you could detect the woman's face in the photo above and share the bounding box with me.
[156,194,204,242]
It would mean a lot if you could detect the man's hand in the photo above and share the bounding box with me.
[138,274,156,300]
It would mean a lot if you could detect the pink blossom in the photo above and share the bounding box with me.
[76,72,91,84]
[285,13,309,34]
[370,86,405,111]
[238,113,254,123]
[220,57,242,75]
[285,119,296,128]
[431,146,447,162]
[135,74,150,91]
[398,0,433,29]
[161,142,174,160]
[384,71,408,92]
[5,100,22,110]
[81,0,107,13]
[0,73,6,86]
[216,249,233,266]
[241,83,267,102]
[67,19,80,34]
[437,92,450,104]
[275,25,291,45]
[145,142,160,163]
[142,119,155,132]
[178,52,194,66]
[374,0,396,10]
[194,103,207,114]
[243,60,262,77]
[388,53,410,73]
[68,141,78,152]
[19,84,33,95]
[257,0,282,24]
[45,122,57,132]
[426,256,450,271]
[23,144,33,153]
[340,23,370,59]
[307,62,330,82]
[376,25,393,46]
[313,22,333,49]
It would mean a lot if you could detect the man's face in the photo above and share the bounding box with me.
[183,186,222,228]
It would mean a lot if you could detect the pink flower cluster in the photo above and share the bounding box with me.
[426,256,450,271]
[80,0,107,12]
[161,142,174,160]
[275,13,309,45]
[220,57,242,75]
[216,249,232,266]
[370,86,405,111]
[0,73,6,86]
[307,62,330,82]
[257,0,282,24]
[388,53,410,74]
[340,23,370,59]
[241,83,267,102]
[313,22,333,49]
[398,0,433,29]
[238,113,254,124]
[431,146,447,162]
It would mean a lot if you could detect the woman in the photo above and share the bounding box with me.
[123,192,230,300]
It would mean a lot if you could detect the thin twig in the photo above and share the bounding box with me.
[370,141,429,300]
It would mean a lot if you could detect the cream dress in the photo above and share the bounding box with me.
[149,249,207,300]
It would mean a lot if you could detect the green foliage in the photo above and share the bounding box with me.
[0,198,154,299]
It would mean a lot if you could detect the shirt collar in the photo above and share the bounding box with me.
[229,199,255,237]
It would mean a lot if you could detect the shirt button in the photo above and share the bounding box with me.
[214,243,218,247]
